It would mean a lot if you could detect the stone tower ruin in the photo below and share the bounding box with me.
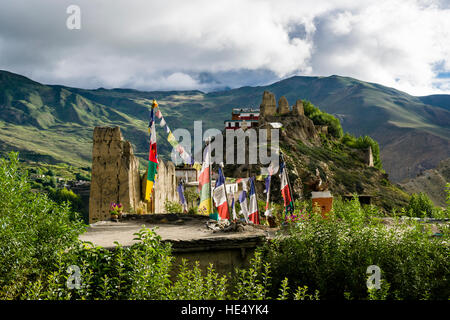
[277,96,290,114]
[259,91,277,119]
[292,99,304,116]
[89,127,141,223]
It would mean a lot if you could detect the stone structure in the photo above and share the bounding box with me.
[365,146,374,167]
[292,99,304,116]
[89,127,141,223]
[259,91,277,121]
[141,160,178,214]
[89,126,178,223]
[277,96,290,114]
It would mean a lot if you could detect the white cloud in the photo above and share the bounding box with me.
[0,0,449,94]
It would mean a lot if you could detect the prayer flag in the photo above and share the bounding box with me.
[248,177,260,224]
[231,197,237,220]
[197,145,212,215]
[177,181,188,213]
[145,105,158,201]
[213,168,230,220]
[167,132,178,147]
[264,175,271,211]
[238,183,249,223]
[280,161,294,216]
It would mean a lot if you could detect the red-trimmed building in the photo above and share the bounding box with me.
[224,108,260,130]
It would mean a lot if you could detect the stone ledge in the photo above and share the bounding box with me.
[165,234,267,253]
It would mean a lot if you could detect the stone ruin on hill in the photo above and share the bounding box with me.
[89,126,177,223]
[258,90,372,167]
[257,90,320,147]
[225,91,375,202]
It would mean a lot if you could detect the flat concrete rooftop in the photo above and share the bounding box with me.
[79,214,275,252]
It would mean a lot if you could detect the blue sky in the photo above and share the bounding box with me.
[0,0,449,95]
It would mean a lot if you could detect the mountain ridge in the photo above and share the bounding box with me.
[0,69,449,183]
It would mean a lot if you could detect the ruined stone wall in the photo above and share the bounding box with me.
[89,126,178,222]
[89,127,141,223]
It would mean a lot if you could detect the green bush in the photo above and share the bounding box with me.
[0,152,85,299]
[332,195,379,226]
[406,193,435,218]
[47,188,83,213]
[303,101,343,138]
[261,213,449,300]
[19,228,174,300]
[164,200,183,213]
[75,172,90,181]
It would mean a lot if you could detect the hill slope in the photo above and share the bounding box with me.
[0,70,449,183]
[400,158,450,207]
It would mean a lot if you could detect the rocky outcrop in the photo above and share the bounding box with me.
[277,96,290,114]
[89,127,141,223]
[315,125,328,135]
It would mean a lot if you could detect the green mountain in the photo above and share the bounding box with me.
[0,70,449,183]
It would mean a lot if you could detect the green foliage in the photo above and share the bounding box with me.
[261,211,449,300]
[75,172,90,181]
[168,261,228,300]
[14,228,174,300]
[184,187,199,208]
[342,133,382,169]
[367,280,391,300]
[303,100,343,138]
[187,206,198,215]
[332,195,379,226]
[233,251,272,299]
[0,152,85,299]
[47,188,83,213]
[406,192,435,218]
[164,200,183,213]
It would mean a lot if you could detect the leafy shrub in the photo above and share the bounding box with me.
[303,101,343,138]
[184,187,199,208]
[332,195,379,226]
[168,260,228,300]
[406,193,435,218]
[75,172,90,181]
[18,228,174,300]
[47,187,83,213]
[261,213,449,300]
[164,200,182,213]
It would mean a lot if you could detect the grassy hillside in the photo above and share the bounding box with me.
[0,70,449,183]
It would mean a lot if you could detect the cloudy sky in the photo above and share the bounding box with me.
[0,0,449,95]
